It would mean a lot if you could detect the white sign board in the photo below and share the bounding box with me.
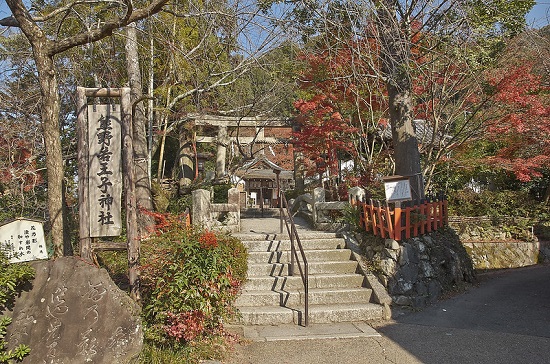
[384,179,412,202]
[0,219,48,263]
[88,105,122,237]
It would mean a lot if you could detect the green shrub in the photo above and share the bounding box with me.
[139,212,247,356]
[0,251,34,363]
[167,194,192,215]
[448,189,549,220]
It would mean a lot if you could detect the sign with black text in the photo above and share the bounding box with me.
[88,105,122,237]
[384,177,412,202]
[0,218,48,263]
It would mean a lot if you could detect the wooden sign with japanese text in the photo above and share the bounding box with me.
[384,177,412,202]
[0,218,48,263]
[88,105,122,237]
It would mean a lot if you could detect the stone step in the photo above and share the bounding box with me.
[233,231,340,242]
[235,290,286,307]
[241,238,346,252]
[294,302,385,325]
[236,305,295,325]
[236,302,384,326]
[247,260,358,276]
[235,287,373,307]
[234,228,386,327]
[247,249,352,264]
[242,274,365,291]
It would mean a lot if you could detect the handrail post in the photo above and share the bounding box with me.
[276,170,283,234]
[290,233,295,276]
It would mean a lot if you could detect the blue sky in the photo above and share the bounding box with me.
[528,1,550,27]
[0,1,549,28]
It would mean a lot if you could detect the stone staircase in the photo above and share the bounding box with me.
[233,230,385,325]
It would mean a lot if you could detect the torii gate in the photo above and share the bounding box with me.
[191,115,292,178]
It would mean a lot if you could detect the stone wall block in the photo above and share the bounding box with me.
[414,281,428,296]
[385,239,400,250]
[427,280,443,302]
[379,258,397,277]
[398,263,419,285]
[420,261,435,278]
[383,248,399,261]
[400,243,419,266]
[395,278,414,295]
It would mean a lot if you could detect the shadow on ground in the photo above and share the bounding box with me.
[376,264,550,364]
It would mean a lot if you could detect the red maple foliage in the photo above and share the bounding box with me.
[293,40,387,187]
[0,136,43,192]
[484,64,550,182]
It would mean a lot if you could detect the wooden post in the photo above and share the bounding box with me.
[76,87,92,261]
[121,88,140,302]
[394,201,402,241]
[369,199,377,236]
[259,185,264,217]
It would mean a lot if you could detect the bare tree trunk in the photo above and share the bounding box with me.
[32,44,65,257]
[377,0,425,202]
[126,23,154,232]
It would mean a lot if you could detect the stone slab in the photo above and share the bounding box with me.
[4,256,143,364]
[234,321,381,342]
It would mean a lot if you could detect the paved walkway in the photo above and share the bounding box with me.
[238,215,315,236]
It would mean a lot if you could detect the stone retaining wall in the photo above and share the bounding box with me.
[357,216,543,309]
[449,215,540,269]
[358,227,476,309]
[462,241,540,269]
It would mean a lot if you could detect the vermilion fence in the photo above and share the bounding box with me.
[353,196,448,241]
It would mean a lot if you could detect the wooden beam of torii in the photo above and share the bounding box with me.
[191,114,291,127]
[195,136,285,144]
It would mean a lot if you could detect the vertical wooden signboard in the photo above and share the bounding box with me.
[77,87,139,300]
[88,105,123,237]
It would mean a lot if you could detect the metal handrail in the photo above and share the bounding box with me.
[279,192,309,326]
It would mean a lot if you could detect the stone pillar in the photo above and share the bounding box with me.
[227,187,241,231]
[313,187,325,223]
[216,126,228,179]
[178,125,194,189]
[192,189,211,226]
[348,186,366,204]
[228,187,240,205]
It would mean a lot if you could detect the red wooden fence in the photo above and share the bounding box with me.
[354,197,448,241]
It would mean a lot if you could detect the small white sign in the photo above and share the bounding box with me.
[0,218,48,263]
[384,179,412,202]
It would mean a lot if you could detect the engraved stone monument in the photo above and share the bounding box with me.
[4,257,143,364]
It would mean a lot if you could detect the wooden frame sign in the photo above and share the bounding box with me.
[88,104,123,237]
[383,176,412,202]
